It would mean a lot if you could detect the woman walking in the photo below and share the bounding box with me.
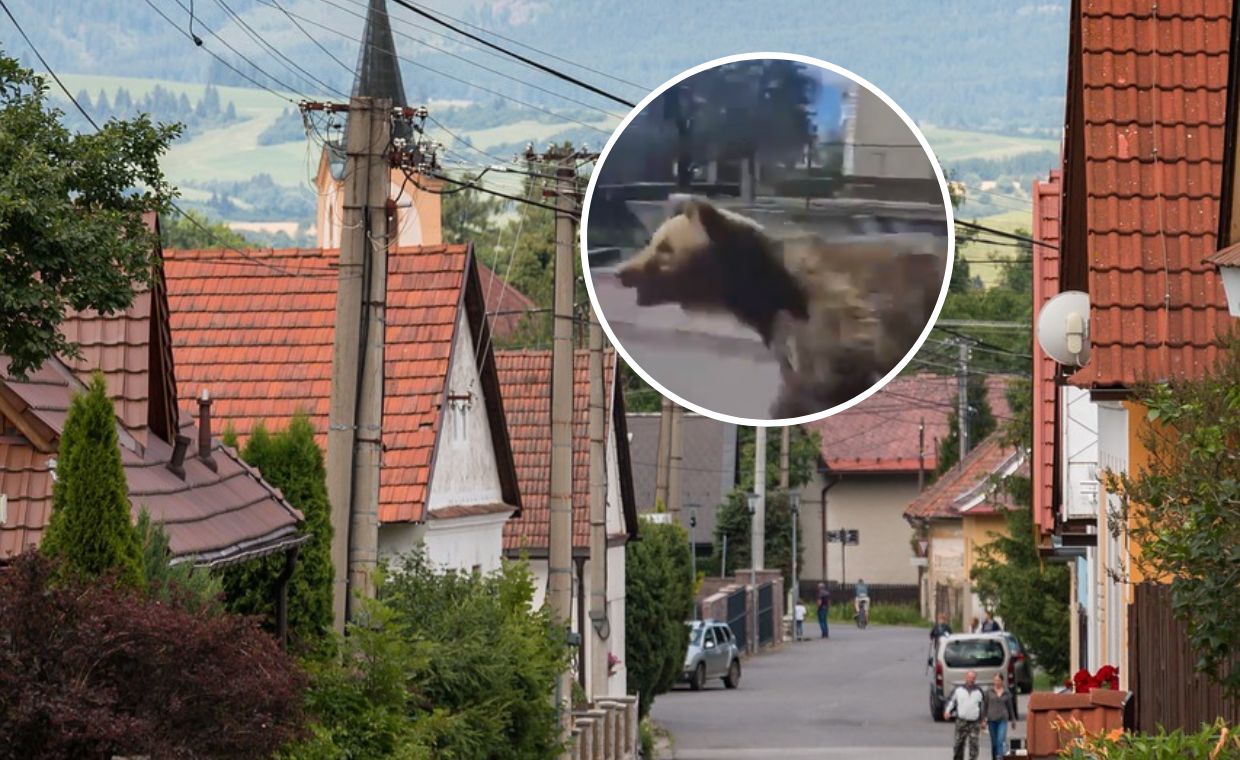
[983,673,1017,759]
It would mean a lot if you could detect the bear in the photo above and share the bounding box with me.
[615,197,945,418]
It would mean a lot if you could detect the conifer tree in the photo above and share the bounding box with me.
[41,373,143,586]
[220,414,334,654]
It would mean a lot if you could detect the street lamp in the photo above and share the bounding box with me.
[688,503,700,620]
[789,491,800,617]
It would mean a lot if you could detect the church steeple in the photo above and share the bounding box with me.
[353,0,411,141]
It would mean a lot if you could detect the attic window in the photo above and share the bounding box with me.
[448,393,472,446]
[0,416,22,439]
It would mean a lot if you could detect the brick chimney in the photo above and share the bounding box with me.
[197,388,217,472]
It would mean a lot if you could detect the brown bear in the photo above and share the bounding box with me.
[615,198,945,418]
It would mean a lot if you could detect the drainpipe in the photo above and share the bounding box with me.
[819,469,840,584]
[275,546,300,650]
[575,555,587,696]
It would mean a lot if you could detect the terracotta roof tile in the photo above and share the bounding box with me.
[497,350,617,552]
[0,357,304,565]
[1032,170,1063,537]
[904,434,1026,521]
[1066,0,1233,388]
[164,244,520,525]
[806,373,1013,473]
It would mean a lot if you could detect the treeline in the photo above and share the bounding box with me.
[66,84,240,136]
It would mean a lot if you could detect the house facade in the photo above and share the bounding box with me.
[1035,0,1235,702]
[496,349,639,700]
[904,434,1025,629]
[796,373,1012,594]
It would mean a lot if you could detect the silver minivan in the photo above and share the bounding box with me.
[929,633,1012,721]
[683,620,742,691]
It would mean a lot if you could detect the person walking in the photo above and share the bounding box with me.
[794,599,806,641]
[944,670,986,760]
[983,673,1018,759]
[980,611,1002,633]
[816,582,830,639]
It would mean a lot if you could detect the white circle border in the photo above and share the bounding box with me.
[579,51,957,428]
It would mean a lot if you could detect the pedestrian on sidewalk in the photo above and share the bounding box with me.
[794,599,806,641]
[970,616,982,633]
[983,673,1018,759]
[944,670,985,760]
[980,611,1002,633]
[816,582,830,639]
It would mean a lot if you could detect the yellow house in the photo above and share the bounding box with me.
[904,434,1025,629]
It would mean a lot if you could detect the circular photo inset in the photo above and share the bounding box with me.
[581,53,954,425]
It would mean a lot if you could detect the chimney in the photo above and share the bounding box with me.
[166,434,191,480]
[197,388,218,472]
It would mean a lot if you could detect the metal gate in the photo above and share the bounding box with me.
[758,582,774,646]
[726,588,747,652]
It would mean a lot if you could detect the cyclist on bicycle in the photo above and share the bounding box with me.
[853,578,870,620]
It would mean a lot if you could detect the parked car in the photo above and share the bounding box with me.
[928,633,1012,721]
[683,619,742,691]
[1004,632,1034,694]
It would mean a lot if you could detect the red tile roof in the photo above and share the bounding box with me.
[163,244,520,524]
[0,358,304,565]
[1064,0,1233,388]
[496,349,637,552]
[806,373,1013,473]
[903,434,1026,521]
[1032,170,1063,537]
[476,261,539,339]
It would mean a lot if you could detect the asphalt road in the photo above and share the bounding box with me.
[590,267,784,420]
[652,624,1029,760]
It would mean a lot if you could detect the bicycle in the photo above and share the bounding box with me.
[854,596,869,629]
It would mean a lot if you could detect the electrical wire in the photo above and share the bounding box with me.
[315,0,625,120]
[956,219,1056,250]
[212,0,349,98]
[388,0,636,108]
[270,0,355,76]
[141,0,301,104]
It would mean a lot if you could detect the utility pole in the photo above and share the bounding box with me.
[918,417,926,492]
[779,426,790,490]
[324,96,390,631]
[587,301,608,699]
[688,505,699,620]
[654,397,672,510]
[548,148,576,730]
[667,404,684,522]
[789,493,799,614]
[753,426,767,571]
[957,339,971,460]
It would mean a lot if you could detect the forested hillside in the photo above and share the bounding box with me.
[7,0,1069,136]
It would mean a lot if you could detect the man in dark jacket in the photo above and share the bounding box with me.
[930,613,953,642]
[816,582,831,638]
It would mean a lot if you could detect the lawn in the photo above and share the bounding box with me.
[956,208,1031,288]
[823,602,932,628]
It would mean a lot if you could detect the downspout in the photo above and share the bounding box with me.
[819,468,840,584]
[574,555,587,694]
[275,546,301,650]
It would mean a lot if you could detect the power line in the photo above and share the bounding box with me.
[270,0,355,76]
[142,0,301,104]
[956,219,1056,250]
[255,0,612,135]
[388,0,636,108]
[212,0,348,98]
[382,0,649,91]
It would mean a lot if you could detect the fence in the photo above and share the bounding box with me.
[1128,583,1238,733]
[757,582,774,646]
[726,587,747,653]
[799,581,920,608]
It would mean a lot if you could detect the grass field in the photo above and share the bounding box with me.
[920,125,1058,163]
[957,209,1031,288]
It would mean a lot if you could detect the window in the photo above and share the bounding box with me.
[943,639,1005,668]
[716,626,732,644]
[704,628,717,647]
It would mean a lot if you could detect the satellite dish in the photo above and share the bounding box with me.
[1037,290,1091,367]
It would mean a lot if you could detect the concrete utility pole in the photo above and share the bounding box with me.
[548,150,576,731]
[957,339,971,460]
[918,417,926,492]
[326,96,390,631]
[779,426,790,489]
[654,397,672,510]
[667,404,684,522]
[587,303,609,699]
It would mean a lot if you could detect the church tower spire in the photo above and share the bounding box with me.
[352,0,411,142]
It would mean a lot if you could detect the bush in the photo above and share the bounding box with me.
[286,552,569,760]
[221,415,335,656]
[627,520,694,718]
[137,507,223,614]
[40,372,144,587]
[0,552,307,759]
[708,488,802,591]
[1055,717,1238,759]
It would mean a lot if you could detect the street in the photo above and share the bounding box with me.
[652,624,1028,760]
